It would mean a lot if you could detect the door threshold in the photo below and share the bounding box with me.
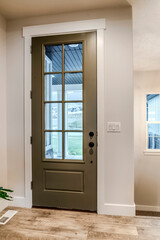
[32,205,97,214]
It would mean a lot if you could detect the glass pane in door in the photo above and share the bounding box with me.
[65,73,83,101]
[65,132,83,160]
[45,45,62,72]
[45,103,62,130]
[45,74,62,101]
[45,132,62,159]
[65,102,83,130]
[64,43,82,71]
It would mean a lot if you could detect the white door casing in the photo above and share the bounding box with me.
[23,19,106,213]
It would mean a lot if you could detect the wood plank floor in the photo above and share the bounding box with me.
[0,207,160,239]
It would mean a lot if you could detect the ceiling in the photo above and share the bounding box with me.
[45,43,83,72]
[0,0,129,20]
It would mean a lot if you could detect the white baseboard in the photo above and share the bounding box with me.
[7,197,136,216]
[136,205,160,212]
[98,203,135,216]
[0,199,8,212]
[8,197,26,208]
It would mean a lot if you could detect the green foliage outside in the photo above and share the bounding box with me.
[0,187,13,201]
[67,135,82,156]
[53,133,82,156]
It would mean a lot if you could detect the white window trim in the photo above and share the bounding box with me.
[23,19,106,214]
[144,150,160,155]
[144,93,160,155]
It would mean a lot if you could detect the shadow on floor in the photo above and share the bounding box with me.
[136,210,160,217]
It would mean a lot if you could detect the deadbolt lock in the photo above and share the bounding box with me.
[89,142,94,148]
[89,132,94,137]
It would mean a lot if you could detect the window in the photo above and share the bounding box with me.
[146,94,160,149]
[44,43,83,160]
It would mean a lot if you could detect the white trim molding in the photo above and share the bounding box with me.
[9,197,26,208]
[22,19,106,213]
[23,19,106,37]
[102,203,135,217]
[136,205,160,212]
[143,150,160,156]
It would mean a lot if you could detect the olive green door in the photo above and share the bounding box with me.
[32,32,97,211]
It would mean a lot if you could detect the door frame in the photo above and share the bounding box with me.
[23,19,106,214]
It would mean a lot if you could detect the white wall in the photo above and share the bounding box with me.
[6,7,134,215]
[0,14,8,211]
[127,0,160,72]
[135,71,160,211]
[130,0,160,212]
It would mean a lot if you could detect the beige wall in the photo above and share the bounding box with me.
[134,71,160,208]
[6,7,134,214]
[0,14,7,188]
[0,14,7,211]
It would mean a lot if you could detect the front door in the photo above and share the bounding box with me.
[32,32,97,211]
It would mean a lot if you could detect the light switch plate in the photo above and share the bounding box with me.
[107,122,121,133]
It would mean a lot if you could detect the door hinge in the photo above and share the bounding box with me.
[30,136,32,144]
[31,181,33,190]
[30,90,32,99]
[30,45,32,54]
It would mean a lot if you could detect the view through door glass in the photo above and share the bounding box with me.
[44,43,83,160]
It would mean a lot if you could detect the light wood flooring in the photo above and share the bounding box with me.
[0,207,160,239]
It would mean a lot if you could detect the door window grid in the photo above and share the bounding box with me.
[44,43,83,160]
